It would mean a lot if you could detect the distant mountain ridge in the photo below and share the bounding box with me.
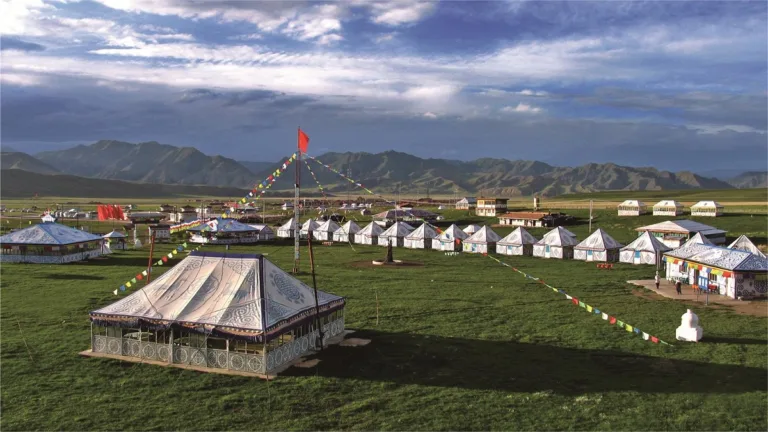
[728,171,767,189]
[1,151,60,175]
[3,140,742,197]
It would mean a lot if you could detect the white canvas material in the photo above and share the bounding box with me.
[619,231,671,264]
[354,222,384,244]
[728,235,766,258]
[0,222,104,245]
[333,221,362,242]
[404,223,438,249]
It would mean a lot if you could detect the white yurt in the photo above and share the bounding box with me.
[431,224,469,251]
[313,219,340,241]
[619,231,671,265]
[574,228,624,262]
[277,218,297,238]
[532,226,580,259]
[728,235,766,258]
[354,222,384,245]
[377,221,414,247]
[333,220,361,243]
[463,224,482,236]
[404,223,438,249]
[496,227,538,256]
[463,226,501,254]
[299,219,320,239]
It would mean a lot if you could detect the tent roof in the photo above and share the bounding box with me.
[728,235,766,258]
[406,223,438,240]
[91,252,345,339]
[0,222,103,245]
[188,218,257,233]
[575,228,623,251]
[682,232,714,247]
[618,200,646,207]
[664,244,768,272]
[434,224,469,241]
[465,226,501,244]
[621,231,671,253]
[334,220,361,235]
[463,224,482,234]
[498,227,538,246]
[279,217,297,230]
[691,200,724,208]
[300,219,320,231]
[536,226,580,247]
[635,219,725,235]
[358,222,384,236]
[653,200,683,208]
[315,219,340,233]
[380,221,414,238]
[102,230,126,239]
[247,224,273,232]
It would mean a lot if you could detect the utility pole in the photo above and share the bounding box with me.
[293,128,302,274]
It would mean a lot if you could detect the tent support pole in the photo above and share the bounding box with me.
[307,236,324,351]
[169,328,173,363]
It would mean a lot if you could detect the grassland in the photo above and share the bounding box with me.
[1,206,767,430]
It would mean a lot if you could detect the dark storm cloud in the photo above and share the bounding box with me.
[1,37,46,52]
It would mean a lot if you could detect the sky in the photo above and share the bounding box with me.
[1,0,767,171]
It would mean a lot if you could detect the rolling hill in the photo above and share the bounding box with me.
[1,152,60,175]
[728,171,767,189]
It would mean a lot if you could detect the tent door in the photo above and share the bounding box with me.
[545,245,550,258]
[587,250,593,261]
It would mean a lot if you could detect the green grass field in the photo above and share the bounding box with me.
[1,209,767,430]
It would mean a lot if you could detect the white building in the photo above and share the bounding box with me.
[635,220,727,248]
[617,200,648,216]
[619,231,671,265]
[404,223,438,249]
[496,227,538,256]
[455,197,476,210]
[377,222,414,247]
[690,201,724,217]
[653,200,684,217]
[475,198,508,217]
[463,226,501,254]
[532,227,579,259]
[247,224,275,241]
[574,229,623,262]
[431,224,468,251]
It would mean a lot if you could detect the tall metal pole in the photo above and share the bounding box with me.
[589,200,593,233]
[293,128,302,274]
[307,236,324,350]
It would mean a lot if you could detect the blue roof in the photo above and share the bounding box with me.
[0,222,103,245]
[187,218,259,233]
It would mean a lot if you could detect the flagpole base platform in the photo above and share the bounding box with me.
[371,260,404,266]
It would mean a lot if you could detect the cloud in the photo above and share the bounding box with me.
[0,36,45,52]
[423,112,437,119]
[368,1,437,26]
[501,103,542,114]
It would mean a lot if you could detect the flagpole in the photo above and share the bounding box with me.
[293,127,302,274]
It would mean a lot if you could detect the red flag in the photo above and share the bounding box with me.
[298,128,309,153]
[571,298,578,305]
[609,316,617,325]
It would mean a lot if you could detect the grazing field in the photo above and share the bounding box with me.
[1,208,767,431]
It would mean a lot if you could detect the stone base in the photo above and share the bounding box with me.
[676,326,703,342]
[371,260,404,266]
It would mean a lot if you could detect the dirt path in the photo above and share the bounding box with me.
[628,279,767,317]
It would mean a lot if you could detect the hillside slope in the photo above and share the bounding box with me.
[728,171,768,189]
[1,152,60,174]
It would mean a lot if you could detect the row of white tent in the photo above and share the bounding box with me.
[276,218,765,264]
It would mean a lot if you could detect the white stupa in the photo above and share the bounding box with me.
[675,309,703,342]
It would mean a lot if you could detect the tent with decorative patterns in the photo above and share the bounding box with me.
[404,223,438,249]
[574,228,624,262]
[354,222,384,245]
[333,221,361,243]
[377,221,414,247]
[0,222,107,264]
[496,227,538,256]
[313,219,340,241]
[728,235,766,258]
[89,251,346,375]
[619,231,671,265]
[463,226,501,254]
[533,226,580,259]
[277,218,297,238]
[432,224,468,251]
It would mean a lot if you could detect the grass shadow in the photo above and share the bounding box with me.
[34,273,105,281]
[702,336,768,345]
[286,330,768,395]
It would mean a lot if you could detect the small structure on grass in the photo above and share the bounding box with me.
[313,219,340,242]
[89,251,346,376]
[476,198,508,217]
[496,227,538,256]
[574,228,623,262]
[277,218,297,238]
[299,219,320,240]
[676,309,703,342]
[455,197,477,210]
[728,235,765,258]
[148,224,171,243]
[653,200,684,217]
[533,227,579,259]
[617,200,648,216]
[103,230,127,251]
[404,223,438,249]
[663,244,768,299]
[619,231,671,265]
[188,218,260,244]
[355,222,384,245]
[463,226,501,254]
[377,221,414,247]
[333,221,361,243]
[690,201,724,217]
[247,224,275,241]
[431,224,468,251]
[0,222,107,264]
[635,220,727,248]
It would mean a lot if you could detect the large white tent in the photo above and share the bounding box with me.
[619,231,671,265]
[404,223,438,249]
[378,221,414,247]
[354,222,384,245]
[0,222,107,264]
[277,218,297,238]
[728,235,766,258]
[90,251,346,375]
[431,224,468,251]
[333,221,361,243]
[299,219,320,239]
[313,219,340,241]
[574,228,624,262]
[532,227,580,259]
[496,227,538,256]
[463,226,501,254]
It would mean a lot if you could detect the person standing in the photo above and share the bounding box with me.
[675,280,682,295]
[655,273,660,290]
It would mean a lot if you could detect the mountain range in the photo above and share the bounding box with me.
[1,140,763,197]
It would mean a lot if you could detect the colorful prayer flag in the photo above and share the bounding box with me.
[602,313,608,320]
[586,305,593,312]
[651,336,659,344]
[609,316,617,324]
[626,325,633,332]
[643,332,650,340]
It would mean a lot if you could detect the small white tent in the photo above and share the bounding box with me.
[431,224,469,251]
[354,222,384,245]
[574,228,623,262]
[313,219,340,241]
[404,223,438,249]
[496,227,538,256]
[102,230,127,251]
[681,232,714,248]
[533,227,580,259]
[617,200,648,216]
[299,219,320,239]
[463,226,501,254]
[378,221,414,247]
[690,200,724,217]
[653,200,684,216]
[277,218,297,238]
[619,231,671,265]
[463,224,482,235]
[728,235,766,258]
[333,221,361,243]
